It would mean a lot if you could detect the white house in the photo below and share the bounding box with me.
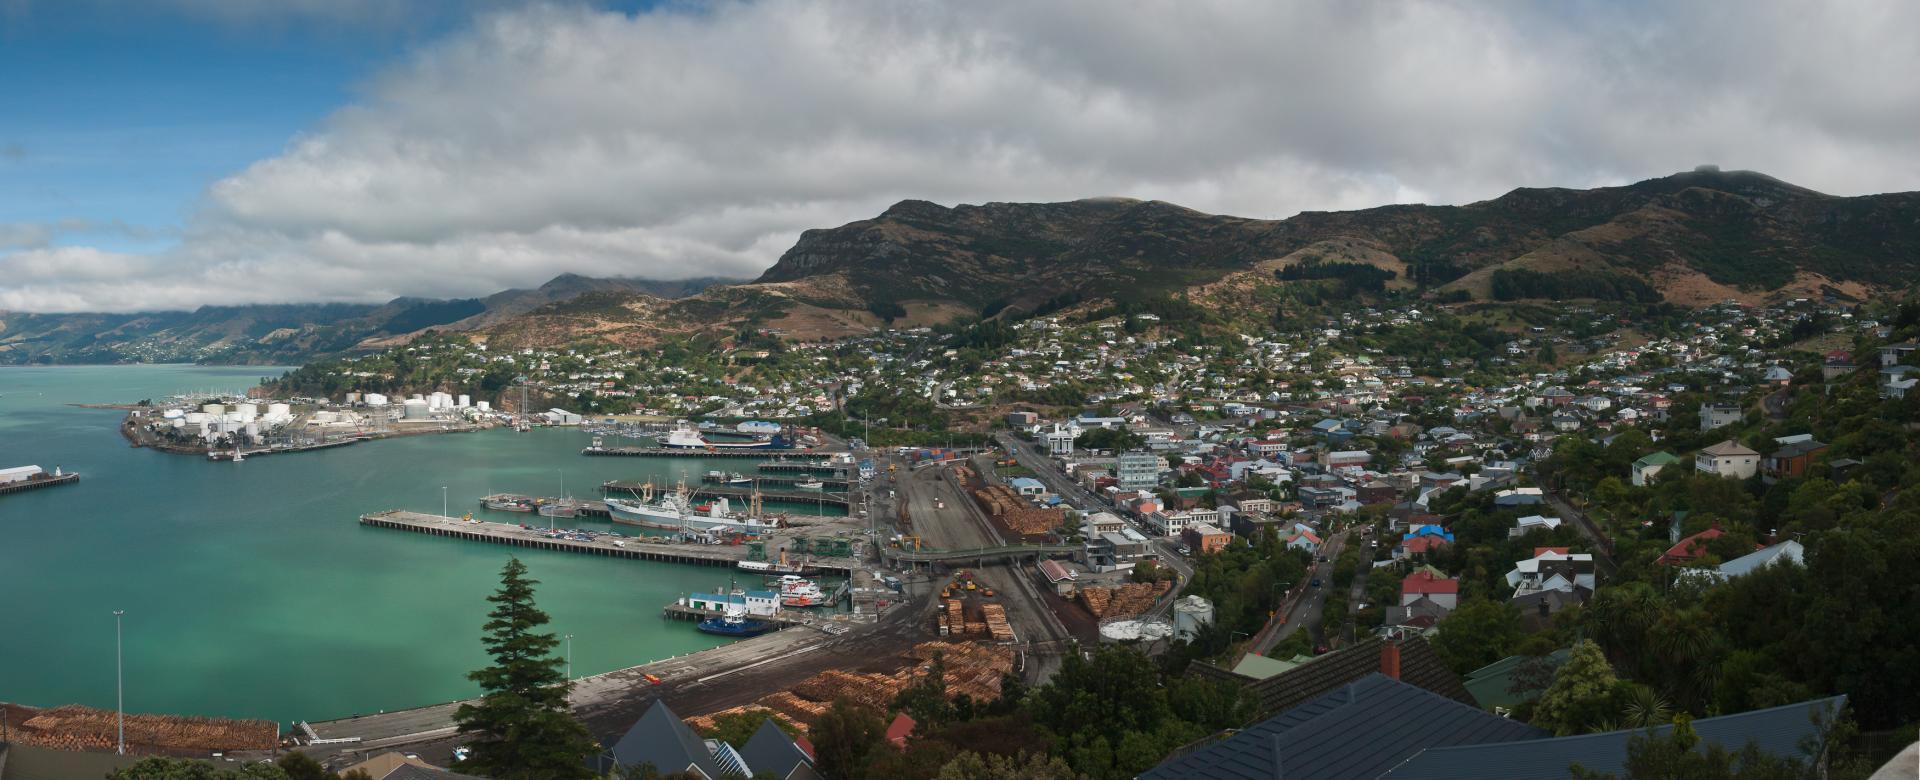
[1695,440,1760,479]
[1510,515,1562,536]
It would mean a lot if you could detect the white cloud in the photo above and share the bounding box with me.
[7,0,1920,313]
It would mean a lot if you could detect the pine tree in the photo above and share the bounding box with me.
[454,557,601,779]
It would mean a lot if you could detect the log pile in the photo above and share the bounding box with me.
[682,641,1017,734]
[1078,581,1172,619]
[980,603,1015,641]
[8,704,276,753]
[684,705,807,736]
[972,485,1063,535]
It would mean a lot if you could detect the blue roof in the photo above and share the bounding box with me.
[1142,674,1545,780]
[1381,695,1846,780]
[1009,477,1046,491]
[1408,526,1454,541]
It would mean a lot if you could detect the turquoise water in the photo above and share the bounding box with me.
[0,365,827,725]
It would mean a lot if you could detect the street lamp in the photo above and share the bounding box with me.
[441,486,448,518]
[564,634,573,682]
[113,610,125,755]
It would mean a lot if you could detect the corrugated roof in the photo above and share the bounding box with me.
[1143,674,1545,780]
[1381,695,1846,780]
[608,700,723,779]
[736,718,813,780]
[1234,636,1474,719]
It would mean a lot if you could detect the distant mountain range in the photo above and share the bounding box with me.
[0,275,735,365]
[9,168,1917,364]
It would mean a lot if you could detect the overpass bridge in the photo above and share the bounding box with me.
[880,542,1079,568]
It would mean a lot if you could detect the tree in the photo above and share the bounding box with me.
[278,753,339,780]
[811,699,888,780]
[1567,716,1812,779]
[108,758,289,779]
[936,751,1081,780]
[893,652,957,731]
[1429,599,1523,674]
[453,557,601,779]
[1533,640,1623,736]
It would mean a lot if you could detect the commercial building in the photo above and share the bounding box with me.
[1114,450,1163,490]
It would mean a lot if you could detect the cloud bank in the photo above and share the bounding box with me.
[7,0,1920,312]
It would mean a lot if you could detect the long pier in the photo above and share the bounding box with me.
[0,472,80,496]
[358,510,861,573]
[582,447,840,460]
[754,461,851,476]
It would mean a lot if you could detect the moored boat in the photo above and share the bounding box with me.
[481,493,536,512]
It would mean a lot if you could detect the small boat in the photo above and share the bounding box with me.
[795,478,825,490]
[776,576,827,607]
[482,493,536,513]
[697,606,777,637]
[726,472,754,486]
[537,499,579,519]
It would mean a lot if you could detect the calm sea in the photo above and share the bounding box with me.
[0,364,817,725]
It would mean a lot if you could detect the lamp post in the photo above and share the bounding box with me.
[441,486,448,518]
[113,610,125,755]
[564,634,573,682]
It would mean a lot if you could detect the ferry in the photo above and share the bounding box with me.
[697,606,777,637]
[661,422,796,450]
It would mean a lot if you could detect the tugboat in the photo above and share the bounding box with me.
[696,604,776,637]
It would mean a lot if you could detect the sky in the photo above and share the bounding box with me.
[2,0,1918,313]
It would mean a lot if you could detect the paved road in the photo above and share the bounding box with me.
[1543,488,1618,577]
[992,433,1194,584]
[1251,529,1347,655]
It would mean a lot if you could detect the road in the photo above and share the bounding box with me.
[992,433,1194,584]
[1250,528,1347,656]
[1543,488,1618,577]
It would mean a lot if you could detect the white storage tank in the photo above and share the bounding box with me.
[364,393,389,407]
[162,408,185,419]
[1172,595,1215,642]
[457,394,471,408]
[345,392,362,404]
[267,403,291,418]
[402,399,431,420]
[476,401,491,412]
[236,403,259,419]
[184,412,211,424]
[202,403,226,416]
[243,422,260,439]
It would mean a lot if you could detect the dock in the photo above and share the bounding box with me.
[659,603,816,629]
[0,471,80,496]
[754,461,852,476]
[358,510,860,573]
[602,480,853,510]
[582,447,839,460]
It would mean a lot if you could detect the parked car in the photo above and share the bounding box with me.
[1310,578,1322,587]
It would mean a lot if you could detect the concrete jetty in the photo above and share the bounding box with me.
[0,470,80,496]
[357,510,861,573]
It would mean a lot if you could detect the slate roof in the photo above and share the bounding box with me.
[1234,636,1474,719]
[1381,695,1846,780]
[1142,674,1546,780]
[384,765,487,780]
[737,717,815,780]
[607,699,724,779]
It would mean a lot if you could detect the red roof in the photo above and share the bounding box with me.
[1401,570,1459,596]
[886,713,916,748]
[1533,546,1571,557]
[1038,559,1074,583]
[1402,535,1450,554]
[1659,526,1724,565]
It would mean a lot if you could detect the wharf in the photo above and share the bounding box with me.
[754,461,851,476]
[659,604,819,630]
[603,480,852,509]
[0,472,80,496]
[707,473,852,490]
[582,446,838,460]
[357,510,859,573]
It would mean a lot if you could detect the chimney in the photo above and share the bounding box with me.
[1380,641,1402,679]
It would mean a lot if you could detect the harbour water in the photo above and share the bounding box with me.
[0,364,836,725]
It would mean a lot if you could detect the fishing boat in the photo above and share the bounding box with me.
[537,499,579,519]
[737,557,822,576]
[697,605,776,637]
[682,495,782,536]
[726,472,754,486]
[795,478,825,490]
[604,484,691,530]
[482,493,536,513]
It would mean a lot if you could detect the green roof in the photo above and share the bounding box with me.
[1462,649,1569,711]
[1231,653,1303,680]
[1633,451,1682,468]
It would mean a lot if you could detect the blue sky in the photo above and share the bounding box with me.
[1,4,398,252]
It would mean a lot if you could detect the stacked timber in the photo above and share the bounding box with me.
[10,704,276,753]
[980,603,1014,641]
[1077,581,1172,619]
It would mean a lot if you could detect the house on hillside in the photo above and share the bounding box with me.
[1400,570,1459,611]
[1763,439,1827,482]
[1631,451,1681,487]
[1696,440,1760,479]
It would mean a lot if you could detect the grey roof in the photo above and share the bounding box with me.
[737,718,814,779]
[1142,673,1546,780]
[608,699,724,779]
[384,765,488,780]
[1381,695,1847,780]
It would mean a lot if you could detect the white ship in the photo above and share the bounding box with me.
[603,482,692,530]
[682,496,782,537]
[661,422,795,450]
